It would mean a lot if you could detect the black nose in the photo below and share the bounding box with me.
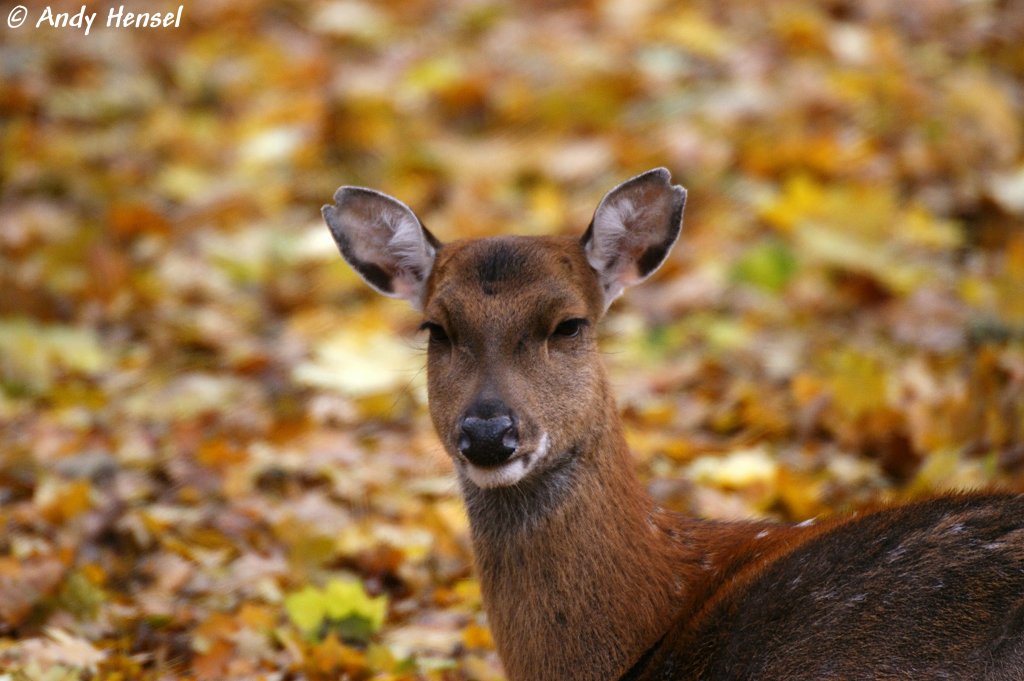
[459,408,518,468]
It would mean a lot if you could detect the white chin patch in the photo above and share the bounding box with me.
[463,433,549,489]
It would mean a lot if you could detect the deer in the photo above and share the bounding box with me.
[323,168,1024,680]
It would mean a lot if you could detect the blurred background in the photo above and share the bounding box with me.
[1,0,1023,678]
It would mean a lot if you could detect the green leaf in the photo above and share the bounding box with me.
[56,572,108,620]
[732,239,798,293]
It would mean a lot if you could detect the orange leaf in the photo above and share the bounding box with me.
[192,637,234,681]
[462,622,494,650]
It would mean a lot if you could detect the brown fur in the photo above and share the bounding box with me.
[324,170,1024,681]
[421,235,686,679]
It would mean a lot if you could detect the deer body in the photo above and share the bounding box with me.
[324,169,1024,680]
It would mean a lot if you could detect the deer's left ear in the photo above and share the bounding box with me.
[581,168,687,308]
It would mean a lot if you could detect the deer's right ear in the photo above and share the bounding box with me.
[322,187,441,310]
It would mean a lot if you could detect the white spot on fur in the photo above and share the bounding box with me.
[795,518,816,528]
[464,433,550,489]
[813,586,838,603]
[755,529,771,539]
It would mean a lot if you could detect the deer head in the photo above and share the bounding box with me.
[323,169,686,492]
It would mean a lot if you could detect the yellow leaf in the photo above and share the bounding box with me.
[292,319,421,397]
[285,578,388,641]
[758,174,824,233]
[658,10,731,59]
[0,319,111,395]
[776,467,825,520]
[37,479,93,523]
[527,183,567,233]
[825,349,888,420]
[284,586,327,637]
[687,447,778,489]
[324,578,388,632]
[901,205,961,249]
[453,579,482,609]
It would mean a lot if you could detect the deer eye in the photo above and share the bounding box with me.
[551,318,587,339]
[420,321,450,344]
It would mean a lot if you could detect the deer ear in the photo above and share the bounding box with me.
[581,168,687,308]
[322,187,441,310]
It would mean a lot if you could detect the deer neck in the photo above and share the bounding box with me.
[461,399,687,681]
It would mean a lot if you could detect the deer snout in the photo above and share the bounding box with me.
[458,408,519,468]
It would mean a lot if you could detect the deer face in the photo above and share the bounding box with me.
[323,168,686,490]
[419,236,607,488]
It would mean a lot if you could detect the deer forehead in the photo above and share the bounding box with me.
[424,235,604,326]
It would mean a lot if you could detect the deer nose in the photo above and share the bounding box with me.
[459,413,518,467]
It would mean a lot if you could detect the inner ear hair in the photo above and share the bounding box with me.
[322,187,440,308]
[582,168,687,306]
